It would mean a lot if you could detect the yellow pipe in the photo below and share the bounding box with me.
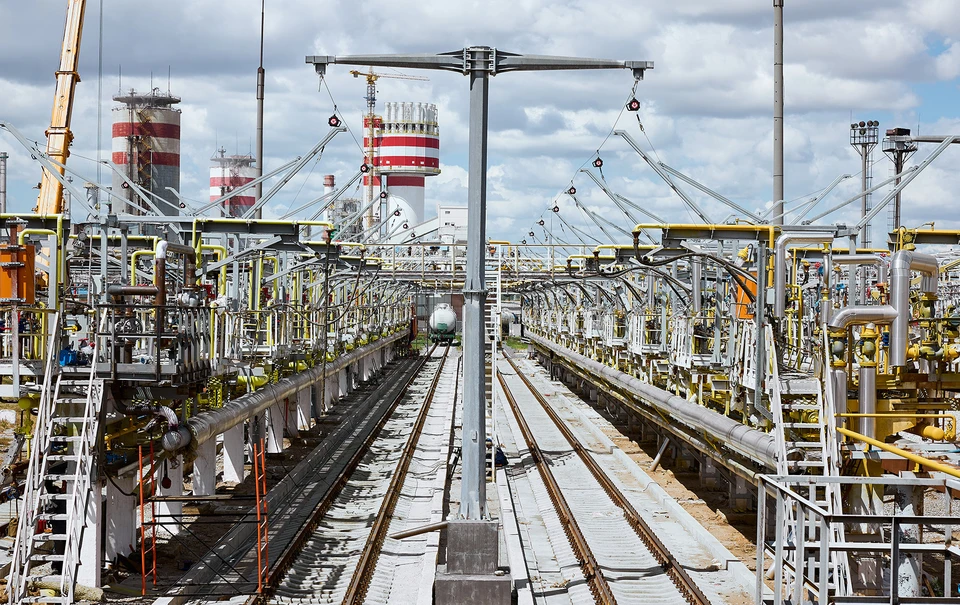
[837,427,960,479]
[632,223,778,248]
[198,244,228,294]
[130,250,156,286]
[838,413,956,440]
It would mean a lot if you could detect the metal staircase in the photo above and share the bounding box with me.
[8,314,105,603]
[765,326,852,598]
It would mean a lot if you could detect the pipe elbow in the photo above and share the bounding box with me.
[828,305,897,331]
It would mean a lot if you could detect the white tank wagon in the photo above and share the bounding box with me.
[429,303,458,343]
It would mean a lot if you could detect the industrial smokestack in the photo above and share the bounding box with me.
[0,152,7,214]
[324,174,336,224]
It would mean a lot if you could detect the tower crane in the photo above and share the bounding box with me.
[36,0,87,215]
[349,68,429,230]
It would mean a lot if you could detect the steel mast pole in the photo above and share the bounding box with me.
[461,55,489,517]
[255,0,266,219]
[773,0,785,225]
[306,48,651,521]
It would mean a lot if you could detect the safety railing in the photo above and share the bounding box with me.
[96,302,211,384]
[758,474,960,605]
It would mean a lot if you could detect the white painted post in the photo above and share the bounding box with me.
[193,437,217,496]
[222,424,244,483]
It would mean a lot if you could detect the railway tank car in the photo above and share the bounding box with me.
[428,303,458,343]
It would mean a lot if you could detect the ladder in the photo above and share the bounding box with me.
[765,327,851,599]
[9,313,105,603]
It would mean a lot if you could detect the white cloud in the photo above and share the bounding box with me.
[1,1,960,244]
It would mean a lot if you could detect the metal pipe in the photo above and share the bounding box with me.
[156,240,197,289]
[837,427,960,480]
[691,259,702,314]
[831,253,883,265]
[830,368,847,416]
[890,250,938,367]
[828,304,897,331]
[859,365,876,439]
[388,520,448,540]
[832,253,883,305]
[649,436,671,472]
[528,333,779,468]
[773,231,835,318]
[773,0,785,224]
[166,331,407,452]
[107,285,159,297]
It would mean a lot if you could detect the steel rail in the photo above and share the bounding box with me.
[496,365,617,604]
[258,343,441,598]
[501,352,712,605]
[341,344,455,604]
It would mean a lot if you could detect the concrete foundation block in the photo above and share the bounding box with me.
[729,475,754,512]
[105,475,136,563]
[446,520,499,575]
[434,571,512,605]
[700,456,721,490]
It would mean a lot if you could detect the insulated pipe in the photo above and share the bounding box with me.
[859,366,877,439]
[830,368,847,416]
[691,259,702,314]
[832,253,885,306]
[528,333,778,468]
[890,251,938,367]
[164,330,407,453]
[828,304,897,331]
[773,231,836,318]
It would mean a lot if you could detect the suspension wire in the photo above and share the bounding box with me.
[319,77,366,157]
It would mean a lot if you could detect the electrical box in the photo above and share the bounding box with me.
[734,271,757,320]
[0,244,36,304]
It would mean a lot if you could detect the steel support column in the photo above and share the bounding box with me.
[460,60,490,519]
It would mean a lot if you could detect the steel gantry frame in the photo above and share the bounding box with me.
[307,47,651,520]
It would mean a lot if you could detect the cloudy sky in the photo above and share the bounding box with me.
[3,0,960,246]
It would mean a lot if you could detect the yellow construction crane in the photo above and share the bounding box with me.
[36,0,87,215]
[349,68,428,229]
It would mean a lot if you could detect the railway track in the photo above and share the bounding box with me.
[498,351,712,605]
[267,344,458,604]
[169,352,432,602]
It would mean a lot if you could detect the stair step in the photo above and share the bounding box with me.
[39,493,71,501]
[25,574,66,583]
[33,533,67,542]
[783,422,821,429]
[782,404,820,411]
[43,475,80,481]
[49,436,84,443]
[37,513,70,521]
[52,417,92,424]
[21,597,71,604]
[29,553,65,562]
[44,455,79,463]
